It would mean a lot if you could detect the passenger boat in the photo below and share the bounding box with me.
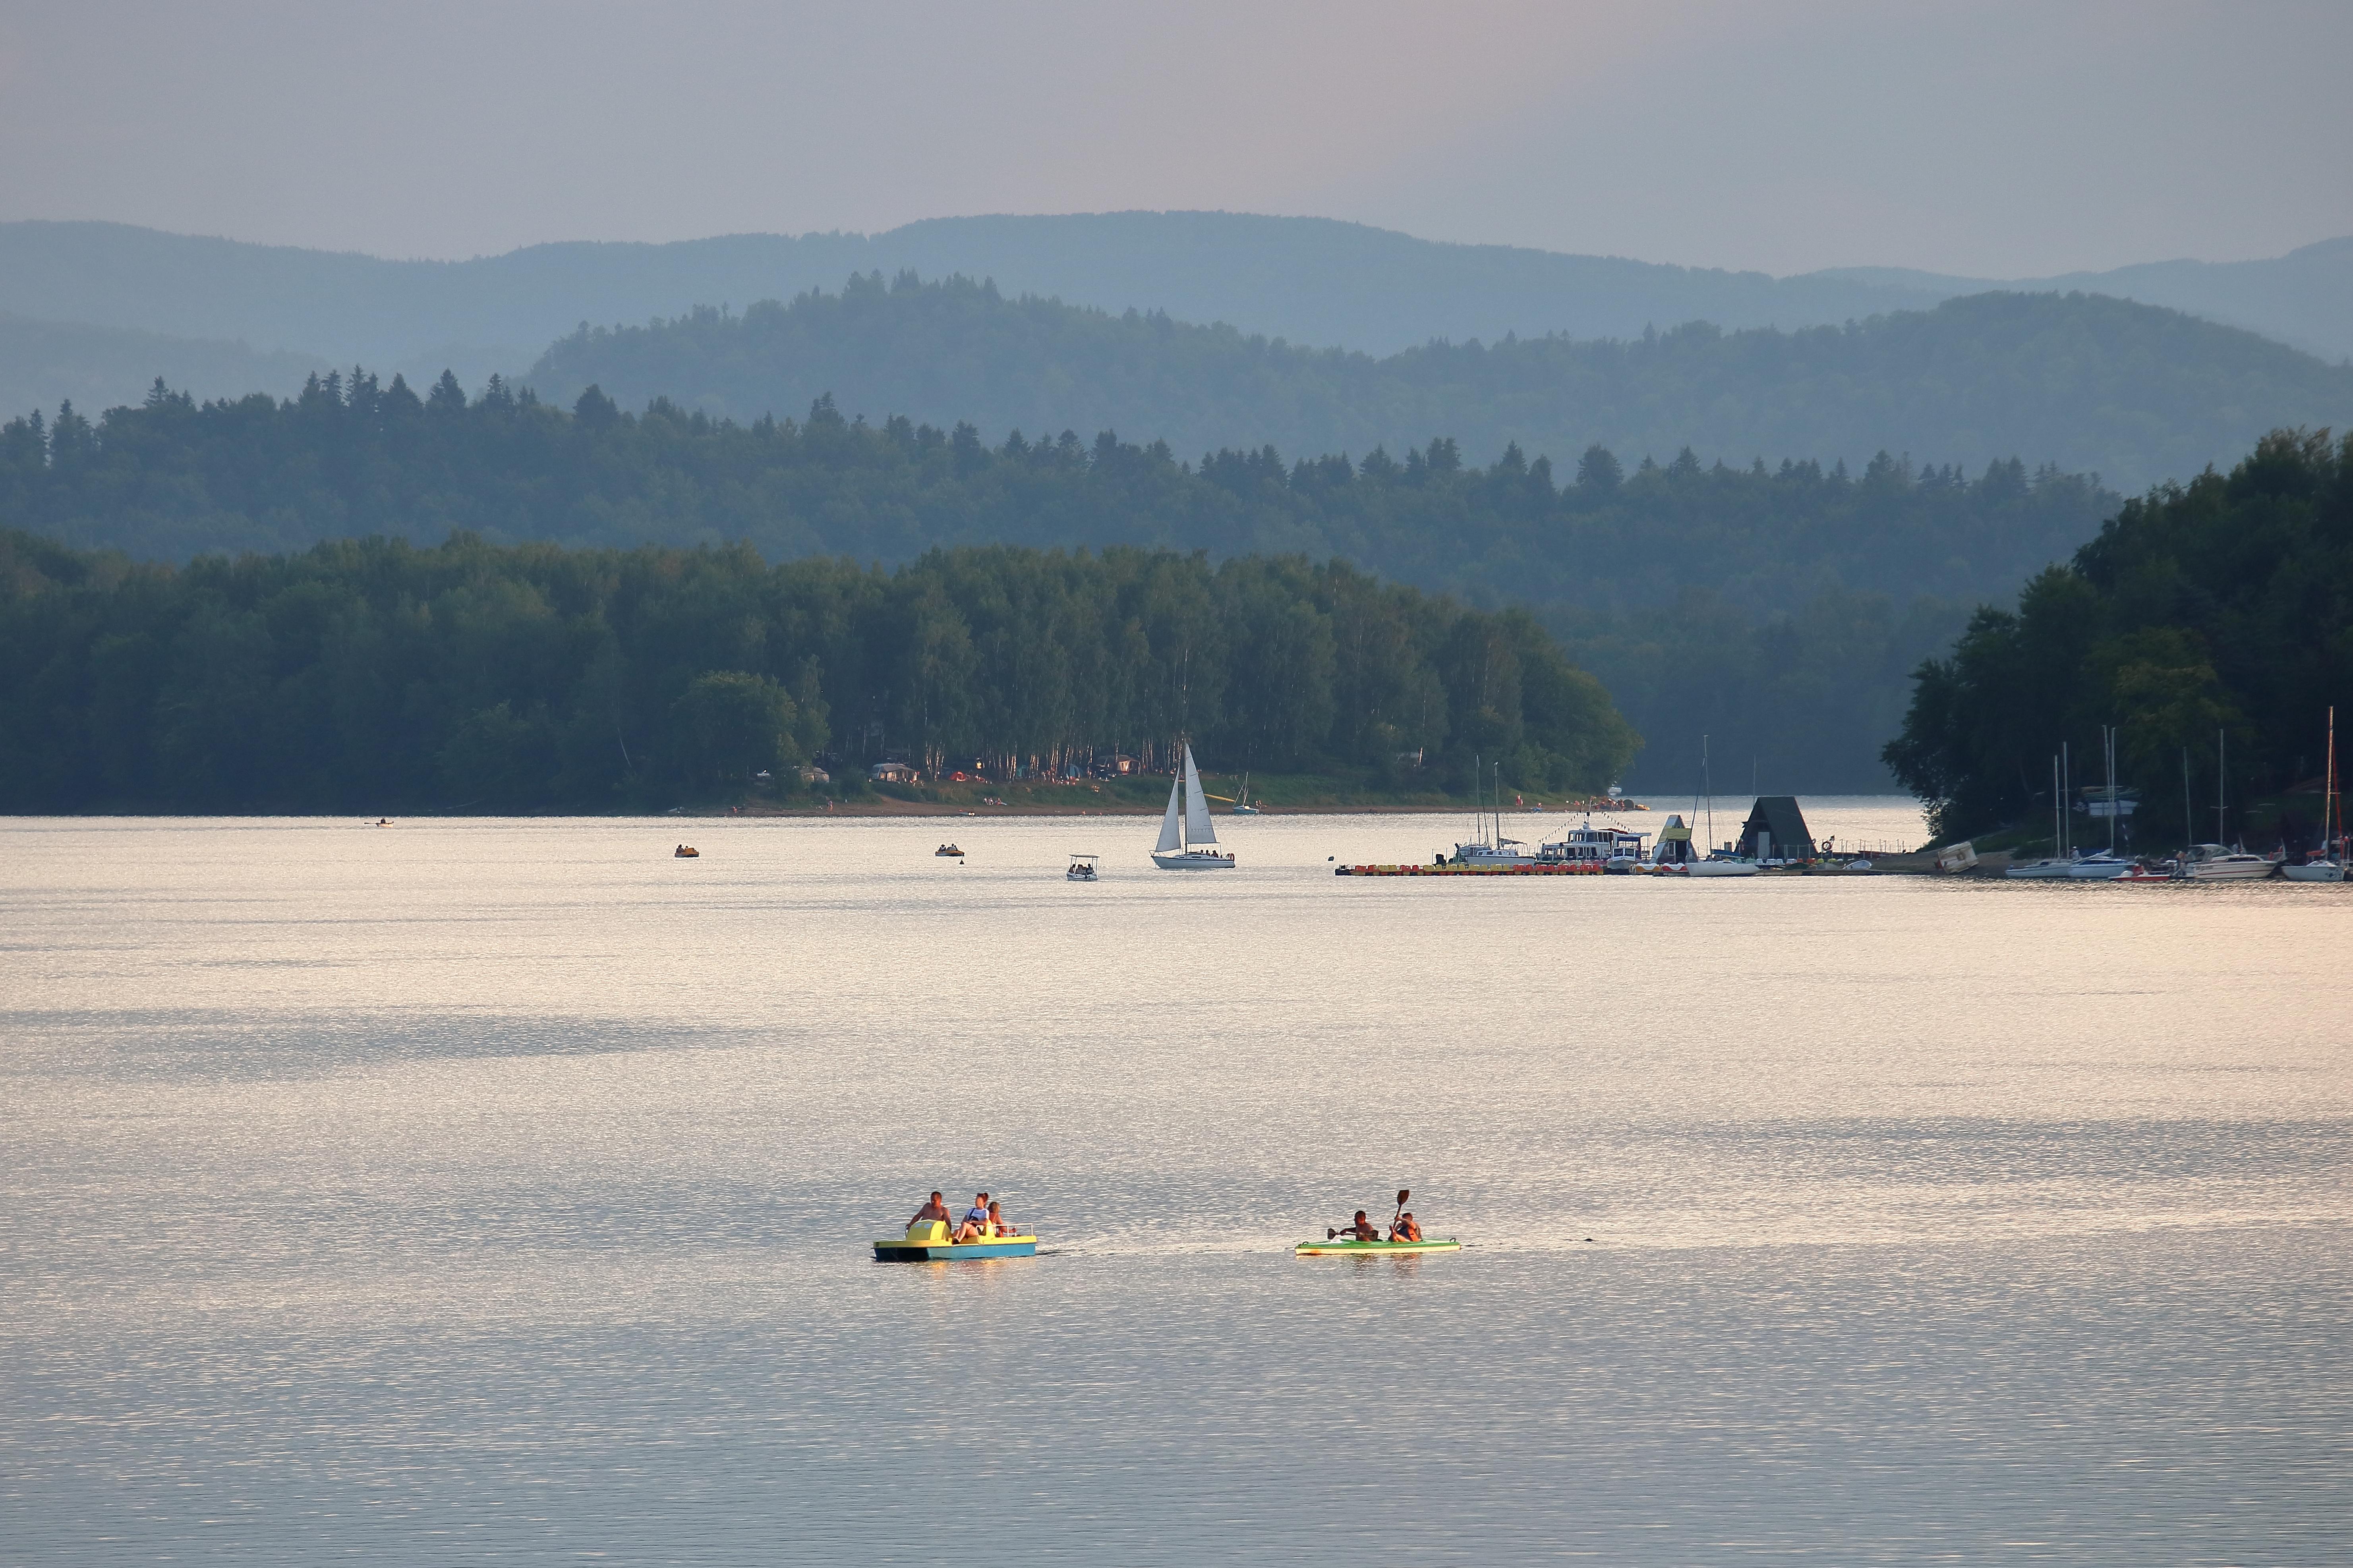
[1293,1237,1462,1256]
[1151,743,1235,869]
[935,843,964,857]
[874,1220,1038,1261]
[1537,822,1646,870]
[1066,851,1099,881]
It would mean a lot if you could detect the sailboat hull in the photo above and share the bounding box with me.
[2280,861,2345,882]
[1151,850,1235,869]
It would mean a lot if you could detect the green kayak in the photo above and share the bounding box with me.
[1294,1238,1460,1256]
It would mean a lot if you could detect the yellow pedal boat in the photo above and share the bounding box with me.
[1293,1237,1461,1256]
[874,1219,1038,1261]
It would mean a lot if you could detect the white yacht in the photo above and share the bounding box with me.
[2064,850,2135,879]
[1151,745,1235,869]
[1648,815,1757,877]
[2178,844,2276,881]
[2005,856,2078,879]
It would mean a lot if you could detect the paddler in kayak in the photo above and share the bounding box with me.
[1390,1211,1423,1243]
[1330,1209,1383,1242]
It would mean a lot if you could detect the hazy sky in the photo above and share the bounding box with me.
[2,0,2346,276]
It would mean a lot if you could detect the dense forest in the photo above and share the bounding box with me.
[0,371,2117,787]
[529,274,2353,493]
[1885,429,2353,845]
[0,529,1634,813]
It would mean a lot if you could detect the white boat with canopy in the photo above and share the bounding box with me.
[1152,744,1235,869]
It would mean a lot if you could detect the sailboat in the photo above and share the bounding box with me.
[1151,743,1236,869]
[2283,707,2346,882]
[1231,772,1261,815]
[1451,757,1535,866]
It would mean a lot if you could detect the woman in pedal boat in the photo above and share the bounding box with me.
[953,1191,992,1242]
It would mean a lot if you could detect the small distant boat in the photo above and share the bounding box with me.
[1151,744,1235,869]
[935,843,964,857]
[1293,1237,1461,1257]
[874,1220,1038,1262]
[1231,772,1261,815]
[2117,863,2175,882]
[1066,852,1099,882]
[673,844,699,858]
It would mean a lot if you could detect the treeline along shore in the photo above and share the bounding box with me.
[0,367,2117,789]
[1887,429,2353,848]
[0,529,1635,814]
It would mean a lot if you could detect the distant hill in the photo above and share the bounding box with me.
[529,275,2353,494]
[4,215,2346,406]
[1805,236,2353,363]
[0,313,321,422]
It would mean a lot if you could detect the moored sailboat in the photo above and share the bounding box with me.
[1151,743,1236,869]
[2283,707,2346,882]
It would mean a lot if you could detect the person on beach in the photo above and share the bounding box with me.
[953,1191,992,1242]
[910,1191,951,1230]
[1390,1211,1423,1243]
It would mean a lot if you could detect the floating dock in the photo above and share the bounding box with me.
[1334,862,1605,876]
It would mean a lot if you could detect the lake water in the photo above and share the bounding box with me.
[5,799,2348,1564]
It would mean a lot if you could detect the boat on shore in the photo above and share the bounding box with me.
[1152,743,1235,869]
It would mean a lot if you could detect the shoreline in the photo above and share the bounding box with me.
[709,798,1656,819]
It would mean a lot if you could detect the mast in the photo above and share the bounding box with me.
[2216,728,2227,845]
[1702,734,1713,852]
[2052,754,2061,857]
[2106,724,2117,854]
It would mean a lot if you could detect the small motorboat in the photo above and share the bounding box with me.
[2118,863,2175,882]
[1293,1237,1462,1257]
[1066,852,1099,881]
[673,844,699,858]
[874,1220,1038,1261]
[935,843,964,857]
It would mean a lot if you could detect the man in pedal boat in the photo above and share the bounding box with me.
[1390,1211,1423,1243]
[910,1191,951,1230]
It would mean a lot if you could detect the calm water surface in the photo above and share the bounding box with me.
[4,799,2348,1564]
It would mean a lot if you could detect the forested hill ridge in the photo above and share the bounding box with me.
[0,370,2113,612]
[1887,429,2353,846]
[530,275,2353,494]
[0,371,2115,791]
[0,531,1634,814]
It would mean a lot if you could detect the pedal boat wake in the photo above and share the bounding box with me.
[874,1219,1038,1261]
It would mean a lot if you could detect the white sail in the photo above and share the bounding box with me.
[1155,773,1183,852]
[1182,744,1217,846]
